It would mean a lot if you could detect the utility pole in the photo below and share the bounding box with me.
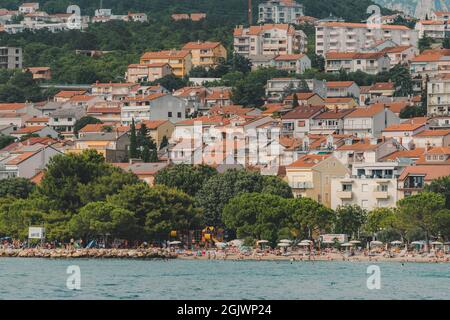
[248,0,253,25]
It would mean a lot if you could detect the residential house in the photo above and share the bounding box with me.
[112,162,169,185]
[126,63,173,83]
[182,41,227,69]
[25,67,51,80]
[18,3,39,14]
[11,126,58,139]
[281,105,325,137]
[91,82,136,101]
[121,94,187,125]
[380,46,419,68]
[69,132,130,163]
[140,50,192,77]
[286,154,349,207]
[325,81,360,100]
[266,78,317,102]
[323,97,358,110]
[412,129,450,148]
[54,90,87,103]
[325,52,391,75]
[343,104,400,138]
[173,86,210,112]
[283,92,325,106]
[205,88,232,108]
[86,104,122,123]
[398,165,450,200]
[382,117,428,148]
[415,19,450,39]
[333,137,402,167]
[272,54,311,74]
[310,108,355,135]
[49,106,86,138]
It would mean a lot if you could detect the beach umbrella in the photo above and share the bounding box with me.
[321,240,334,244]
[227,239,243,247]
[297,242,310,246]
[340,243,354,247]
[279,239,293,243]
[370,241,383,246]
[431,241,443,246]
[411,241,423,245]
[215,242,227,248]
[349,240,361,244]
[277,243,291,247]
[390,240,403,245]
[301,240,312,243]
[169,241,182,246]
[257,240,269,244]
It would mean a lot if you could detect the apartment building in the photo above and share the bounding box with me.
[427,74,450,121]
[412,129,450,148]
[331,162,400,210]
[18,3,39,14]
[258,0,304,24]
[234,24,307,58]
[315,22,418,56]
[310,109,355,135]
[92,82,136,101]
[126,63,173,83]
[281,105,325,138]
[410,49,450,80]
[140,50,192,77]
[0,47,22,69]
[325,52,391,75]
[380,46,419,68]
[415,20,450,39]
[286,154,349,207]
[182,41,227,69]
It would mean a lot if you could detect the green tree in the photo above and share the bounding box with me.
[196,170,292,226]
[0,177,35,199]
[0,198,44,239]
[108,184,202,240]
[0,135,15,150]
[148,74,188,91]
[288,197,335,240]
[155,164,217,197]
[222,193,291,245]
[73,116,102,135]
[292,93,299,108]
[160,135,169,149]
[397,192,448,249]
[334,205,367,238]
[425,176,450,209]
[69,201,136,241]
[365,207,398,234]
[129,118,139,159]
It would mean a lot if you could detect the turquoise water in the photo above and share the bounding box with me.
[0,259,448,300]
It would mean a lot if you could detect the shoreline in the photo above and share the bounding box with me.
[1,249,449,263]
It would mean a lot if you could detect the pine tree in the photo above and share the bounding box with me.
[292,93,299,108]
[160,135,169,149]
[129,118,139,159]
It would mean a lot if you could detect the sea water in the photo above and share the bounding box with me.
[0,258,448,300]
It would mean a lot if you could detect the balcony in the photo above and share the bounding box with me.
[374,191,389,199]
[336,191,353,199]
[291,181,314,189]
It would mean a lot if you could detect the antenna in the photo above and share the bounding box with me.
[248,0,253,25]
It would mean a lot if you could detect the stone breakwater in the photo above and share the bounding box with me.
[0,248,176,259]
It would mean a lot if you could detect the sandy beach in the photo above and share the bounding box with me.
[1,248,448,263]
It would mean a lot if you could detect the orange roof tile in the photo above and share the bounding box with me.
[182,41,221,50]
[0,103,26,111]
[346,104,386,118]
[381,148,425,161]
[399,165,450,181]
[322,22,410,30]
[274,54,306,61]
[414,129,450,137]
[287,154,331,168]
[54,90,86,98]
[141,50,191,60]
[13,126,46,134]
[6,152,37,165]
[326,81,356,88]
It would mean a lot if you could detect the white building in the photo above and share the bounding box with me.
[315,22,419,56]
[121,94,187,125]
[415,20,450,39]
[331,162,400,210]
[234,24,307,58]
[343,104,400,138]
[0,47,22,69]
[18,3,39,14]
[271,54,311,74]
[257,0,304,24]
[325,52,391,75]
[427,75,450,120]
[326,81,361,99]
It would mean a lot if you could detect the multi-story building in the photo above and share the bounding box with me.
[49,106,86,138]
[0,47,22,69]
[331,161,400,210]
[258,0,304,24]
[182,41,227,69]
[415,20,450,39]
[281,105,326,138]
[427,74,450,124]
[286,154,349,207]
[18,3,39,14]
[380,45,419,68]
[271,54,311,74]
[326,81,361,99]
[121,94,187,125]
[325,52,391,75]
[315,22,419,56]
[91,82,136,101]
[140,50,192,77]
[412,129,450,148]
[310,108,355,135]
[234,24,307,58]
[343,104,400,138]
[126,63,173,83]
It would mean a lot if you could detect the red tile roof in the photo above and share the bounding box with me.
[287,154,330,168]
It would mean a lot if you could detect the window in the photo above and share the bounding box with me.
[297,120,305,127]
[168,112,173,118]
[67,118,72,122]
[342,184,352,191]
[177,112,182,118]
